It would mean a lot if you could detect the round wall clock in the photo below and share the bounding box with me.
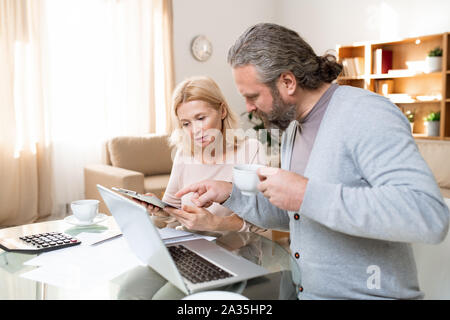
[191,35,212,62]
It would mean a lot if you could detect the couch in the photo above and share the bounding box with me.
[84,133,173,214]
[415,139,450,198]
[413,140,450,299]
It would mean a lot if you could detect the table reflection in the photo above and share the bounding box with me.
[114,231,300,300]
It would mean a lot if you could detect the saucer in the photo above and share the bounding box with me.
[63,213,108,226]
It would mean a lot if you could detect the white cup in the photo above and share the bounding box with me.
[232,164,266,196]
[71,199,99,223]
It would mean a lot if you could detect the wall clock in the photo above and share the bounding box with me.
[191,35,212,62]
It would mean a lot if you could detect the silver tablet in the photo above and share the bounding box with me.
[111,187,177,209]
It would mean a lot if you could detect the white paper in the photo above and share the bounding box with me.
[21,228,215,289]
[21,236,143,289]
[158,227,216,243]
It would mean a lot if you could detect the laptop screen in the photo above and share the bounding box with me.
[96,184,188,294]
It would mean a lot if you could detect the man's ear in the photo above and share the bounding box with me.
[278,71,297,96]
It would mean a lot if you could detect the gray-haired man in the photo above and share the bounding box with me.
[176,23,449,299]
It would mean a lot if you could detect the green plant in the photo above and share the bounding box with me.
[242,111,272,146]
[425,111,440,122]
[405,110,415,123]
[428,47,443,57]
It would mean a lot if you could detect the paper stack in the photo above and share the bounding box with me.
[21,233,144,290]
[20,228,216,290]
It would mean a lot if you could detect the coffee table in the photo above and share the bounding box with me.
[0,216,300,300]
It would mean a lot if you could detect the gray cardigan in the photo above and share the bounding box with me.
[223,85,449,299]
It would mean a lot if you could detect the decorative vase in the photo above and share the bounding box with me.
[425,56,442,73]
[425,121,440,136]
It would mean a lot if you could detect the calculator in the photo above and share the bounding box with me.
[0,232,81,254]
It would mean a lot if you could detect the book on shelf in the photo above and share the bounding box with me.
[373,49,392,74]
[374,79,394,96]
[387,69,418,77]
[341,57,365,77]
[386,93,415,104]
[385,93,441,104]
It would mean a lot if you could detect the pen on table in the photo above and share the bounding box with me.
[90,233,123,246]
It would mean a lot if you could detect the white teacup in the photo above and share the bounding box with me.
[232,164,266,196]
[71,199,99,223]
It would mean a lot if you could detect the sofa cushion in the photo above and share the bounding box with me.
[144,174,171,197]
[441,188,450,199]
[416,140,450,189]
[108,134,173,176]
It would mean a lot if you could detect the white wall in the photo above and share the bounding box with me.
[172,0,279,128]
[278,0,450,59]
[173,0,450,128]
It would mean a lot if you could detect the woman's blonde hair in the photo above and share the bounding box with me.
[169,76,241,156]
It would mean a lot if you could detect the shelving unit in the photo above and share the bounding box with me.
[336,32,450,140]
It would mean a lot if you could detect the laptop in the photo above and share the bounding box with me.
[96,184,269,295]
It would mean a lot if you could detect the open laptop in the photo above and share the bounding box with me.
[96,184,269,295]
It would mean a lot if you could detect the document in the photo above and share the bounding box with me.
[20,228,216,289]
[158,227,216,243]
[21,235,144,289]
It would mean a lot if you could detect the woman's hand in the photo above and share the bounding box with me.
[164,205,219,231]
[131,193,169,217]
[164,205,244,232]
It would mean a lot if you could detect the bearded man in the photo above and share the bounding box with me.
[174,23,449,300]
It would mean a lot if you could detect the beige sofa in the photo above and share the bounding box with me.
[84,133,173,214]
[415,140,450,198]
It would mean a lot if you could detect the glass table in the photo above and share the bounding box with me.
[0,217,300,300]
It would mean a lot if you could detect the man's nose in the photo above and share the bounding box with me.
[246,103,257,113]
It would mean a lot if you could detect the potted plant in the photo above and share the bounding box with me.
[424,111,440,137]
[242,111,273,146]
[241,111,282,167]
[405,110,415,132]
[425,47,443,73]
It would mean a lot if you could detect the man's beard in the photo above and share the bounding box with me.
[255,87,297,131]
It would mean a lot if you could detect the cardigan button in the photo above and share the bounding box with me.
[299,286,304,293]
[294,252,300,259]
[294,213,300,220]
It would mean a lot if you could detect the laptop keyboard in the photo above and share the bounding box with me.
[168,245,233,284]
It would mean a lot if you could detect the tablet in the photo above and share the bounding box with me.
[111,187,178,209]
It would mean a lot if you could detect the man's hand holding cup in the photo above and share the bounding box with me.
[256,167,308,212]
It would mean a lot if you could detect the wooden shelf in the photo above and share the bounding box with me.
[413,134,442,140]
[337,76,365,80]
[369,72,442,79]
[394,100,441,105]
[338,72,442,81]
[337,32,449,140]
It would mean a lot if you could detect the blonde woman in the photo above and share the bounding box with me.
[137,76,267,233]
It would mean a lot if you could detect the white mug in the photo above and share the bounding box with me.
[232,164,266,196]
[71,199,99,223]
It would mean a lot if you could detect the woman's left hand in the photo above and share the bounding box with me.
[164,205,220,231]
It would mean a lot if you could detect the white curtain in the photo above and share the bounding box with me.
[0,0,174,225]
[0,0,53,226]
